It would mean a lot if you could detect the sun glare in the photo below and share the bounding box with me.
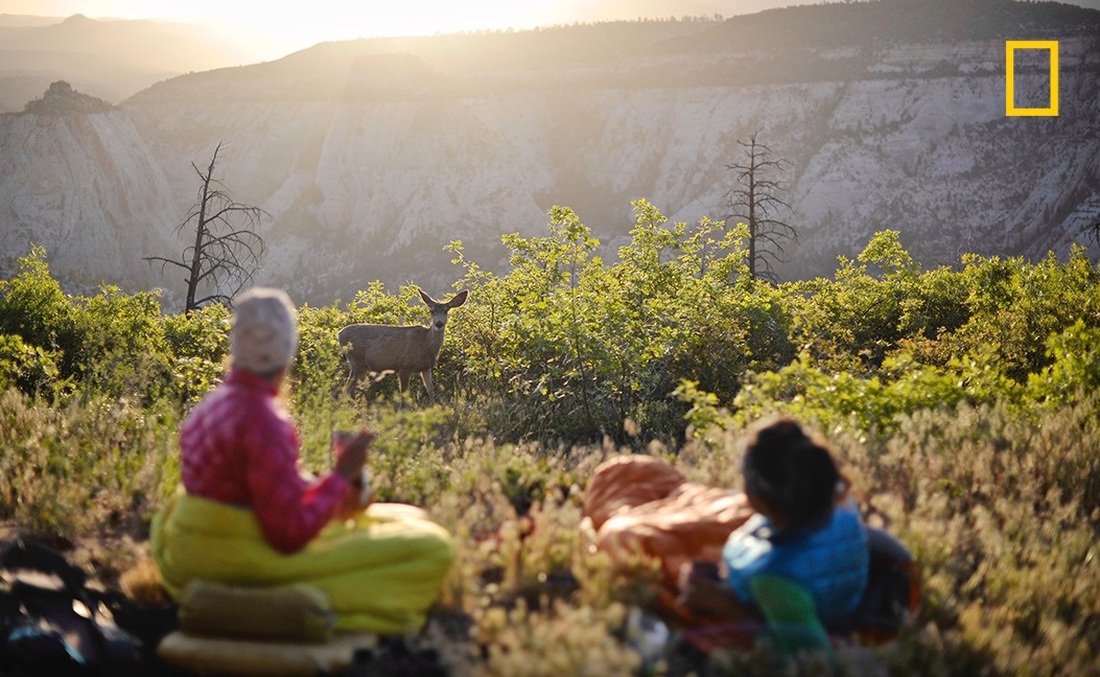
[104,0,553,56]
[0,0,591,60]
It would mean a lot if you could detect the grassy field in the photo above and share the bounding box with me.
[2,212,1098,675]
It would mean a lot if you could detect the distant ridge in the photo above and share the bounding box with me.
[5,1,1099,111]
[686,0,1100,51]
[0,13,60,27]
[0,13,263,112]
[124,0,1100,106]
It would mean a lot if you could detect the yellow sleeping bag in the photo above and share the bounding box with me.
[151,492,454,634]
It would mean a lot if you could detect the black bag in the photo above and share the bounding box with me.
[843,526,922,643]
[0,539,148,677]
[344,635,449,677]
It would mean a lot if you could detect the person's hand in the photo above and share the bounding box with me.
[332,429,375,483]
[335,485,367,521]
[677,560,744,620]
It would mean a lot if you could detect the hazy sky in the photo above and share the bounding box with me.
[8,0,1096,62]
[0,1,655,59]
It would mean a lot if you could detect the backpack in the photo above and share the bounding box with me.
[841,526,922,644]
[0,539,149,677]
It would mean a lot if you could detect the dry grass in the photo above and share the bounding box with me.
[1,387,1097,676]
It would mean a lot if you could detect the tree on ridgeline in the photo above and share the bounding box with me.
[24,81,113,115]
[725,132,796,281]
[145,141,267,313]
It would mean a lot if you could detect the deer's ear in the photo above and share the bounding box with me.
[418,288,435,305]
[449,290,469,308]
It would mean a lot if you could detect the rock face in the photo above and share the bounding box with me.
[0,93,180,293]
[1,2,1098,309]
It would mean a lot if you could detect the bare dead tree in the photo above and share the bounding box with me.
[146,141,267,312]
[725,132,796,281]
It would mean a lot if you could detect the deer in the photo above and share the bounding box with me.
[337,287,469,400]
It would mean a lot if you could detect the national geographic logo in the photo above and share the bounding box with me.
[1005,41,1059,117]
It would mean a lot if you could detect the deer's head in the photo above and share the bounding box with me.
[419,288,469,331]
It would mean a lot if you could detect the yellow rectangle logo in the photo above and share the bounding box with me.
[1005,40,1059,117]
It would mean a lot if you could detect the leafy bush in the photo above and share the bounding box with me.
[951,247,1100,380]
[785,230,970,370]
[1026,318,1100,409]
[0,333,61,395]
[1,248,178,401]
[449,201,793,444]
[724,347,1024,435]
[0,245,80,382]
[162,302,230,402]
[71,286,173,401]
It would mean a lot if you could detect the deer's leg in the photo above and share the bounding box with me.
[345,354,365,396]
[398,371,411,393]
[420,370,435,400]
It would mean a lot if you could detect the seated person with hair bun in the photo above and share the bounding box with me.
[679,416,869,656]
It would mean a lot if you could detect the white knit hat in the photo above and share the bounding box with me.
[230,287,298,375]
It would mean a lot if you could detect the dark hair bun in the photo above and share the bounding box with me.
[742,417,840,529]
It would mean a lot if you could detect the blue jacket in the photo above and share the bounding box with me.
[722,503,869,624]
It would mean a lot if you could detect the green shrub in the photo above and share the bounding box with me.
[725,347,1024,434]
[71,286,173,401]
[0,245,80,377]
[0,334,62,395]
[449,201,793,444]
[785,230,971,371]
[162,303,230,402]
[1026,319,1100,409]
[951,247,1100,380]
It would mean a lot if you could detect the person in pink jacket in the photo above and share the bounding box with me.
[178,288,371,552]
[152,287,454,634]
[178,287,372,553]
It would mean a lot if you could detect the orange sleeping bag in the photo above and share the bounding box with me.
[581,455,754,621]
[581,454,921,648]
